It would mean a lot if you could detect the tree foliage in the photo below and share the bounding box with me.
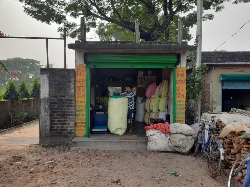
[18,78,30,99]
[186,64,208,102]
[3,81,20,101]
[19,0,249,41]
[0,61,8,73]
[31,78,40,99]
[185,51,208,124]
[0,58,42,88]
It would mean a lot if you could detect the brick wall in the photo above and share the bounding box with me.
[201,71,211,113]
[0,99,40,129]
[40,68,75,145]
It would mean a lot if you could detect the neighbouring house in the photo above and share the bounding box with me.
[200,51,250,113]
[39,41,196,145]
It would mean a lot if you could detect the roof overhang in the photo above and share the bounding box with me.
[204,62,250,65]
[68,41,197,54]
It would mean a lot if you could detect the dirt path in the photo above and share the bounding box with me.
[0,120,39,146]
[0,145,227,187]
[0,122,228,187]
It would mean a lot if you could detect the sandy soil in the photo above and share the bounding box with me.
[0,145,228,187]
[0,120,39,146]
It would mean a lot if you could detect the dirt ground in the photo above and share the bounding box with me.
[0,146,228,187]
[0,122,228,187]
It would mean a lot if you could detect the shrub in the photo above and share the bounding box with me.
[31,78,40,99]
[11,112,26,126]
[3,80,19,101]
[25,111,39,121]
[18,78,30,99]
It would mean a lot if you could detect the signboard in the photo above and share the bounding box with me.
[176,67,186,124]
[76,65,86,136]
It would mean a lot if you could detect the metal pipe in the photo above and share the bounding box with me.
[46,39,49,68]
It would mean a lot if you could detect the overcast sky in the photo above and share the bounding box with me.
[0,0,250,69]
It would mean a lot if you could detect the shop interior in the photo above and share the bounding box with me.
[222,89,250,112]
[89,68,171,136]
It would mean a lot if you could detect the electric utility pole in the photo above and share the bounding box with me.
[196,0,203,118]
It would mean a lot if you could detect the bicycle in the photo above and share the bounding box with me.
[193,117,225,178]
[228,134,250,187]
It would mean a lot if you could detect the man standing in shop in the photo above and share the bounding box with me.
[121,85,135,132]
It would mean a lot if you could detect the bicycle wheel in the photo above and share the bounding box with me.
[228,154,247,187]
[193,130,202,157]
[206,137,223,178]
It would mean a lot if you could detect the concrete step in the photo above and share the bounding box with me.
[72,137,147,151]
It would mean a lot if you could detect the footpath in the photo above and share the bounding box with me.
[0,120,39,146]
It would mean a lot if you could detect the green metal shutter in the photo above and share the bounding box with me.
[221,74,250,82]
[86,54,178,68]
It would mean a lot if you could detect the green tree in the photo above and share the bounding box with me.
[31,78,40,99]
[0,61,8,73]
[0,58,42,88]
[18,78,30,99]
[185,51,208,124]
[3,80,19,101]
[19,0,249,41]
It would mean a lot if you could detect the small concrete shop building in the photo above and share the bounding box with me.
[39,41,196,145]
[201,51,250,113]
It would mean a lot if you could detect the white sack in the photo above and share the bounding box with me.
[170,123,194,136]
[154,85,161,96]
[170,134,194,154]
[219,122,250,138]
[158,111,168,121]
[146,129,175,152]
[108,97,128,135]
[202,113,250,126]
[190,123,200,137]
[135,102,145,122]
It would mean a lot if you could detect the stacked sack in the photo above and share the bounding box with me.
[144,80,168,125]
[145,123,194,154]
[145,122,173,152]
[144,121,170,134]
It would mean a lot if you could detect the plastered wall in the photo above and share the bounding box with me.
[206,65,250,112]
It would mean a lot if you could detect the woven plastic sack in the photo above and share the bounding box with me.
[153,85,161,96]
[108,97,128,135]
[146,129,175,152]
[145,81,156,99]
[158,97,167,112]
[135,102,145,122]
[144,111,150,125]
[158,111,167,121]
[149,95,160,113]
[159,80,168,97]
[149,112,159,120]
[170,123,195,136]
[170,134,194,154]
[145,98,151,112]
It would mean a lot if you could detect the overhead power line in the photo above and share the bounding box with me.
[214,19,250,51]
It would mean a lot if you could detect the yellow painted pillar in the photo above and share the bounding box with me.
[75,65,87,136]
[176,67,186,124]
